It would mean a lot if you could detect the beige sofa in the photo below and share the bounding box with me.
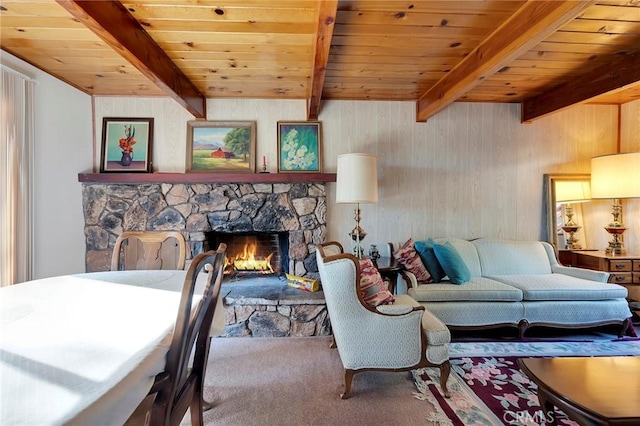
[386,238,634,337]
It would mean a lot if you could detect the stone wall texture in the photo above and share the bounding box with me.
[81,182,327,275]
[223,292,331,337]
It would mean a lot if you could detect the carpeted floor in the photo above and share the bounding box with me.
[126,336,445,425]
[127,328,639,426]
[195,336,442,426]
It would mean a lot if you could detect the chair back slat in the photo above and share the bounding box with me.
[148,243,226,426]
[111,231,187,271]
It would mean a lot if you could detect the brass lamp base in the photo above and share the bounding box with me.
[604,225,627,255]
[561,225,582,249]
[349,204,367,259]
[561,203,582,249]
[604,199,627,255]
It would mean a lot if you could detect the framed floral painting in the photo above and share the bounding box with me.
[100,117,153,173]
[186,121,256,173]
[277,121,322,172]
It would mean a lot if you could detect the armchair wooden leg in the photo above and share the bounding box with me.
[340,369,354,399]
[439,361,451,398]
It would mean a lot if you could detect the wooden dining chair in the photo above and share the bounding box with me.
[146,243,226,426]
[111,231,187,271]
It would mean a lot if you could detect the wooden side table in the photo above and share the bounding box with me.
[372,256,403,294]
[561,250,640,301]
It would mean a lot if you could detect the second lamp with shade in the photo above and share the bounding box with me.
[590,152,640,255]
[555,180,591,249]
[336,153,378,259]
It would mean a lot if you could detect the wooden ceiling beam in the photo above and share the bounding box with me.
[307,0,338,120]
[522,50,640,122]
[55,0,206,119]
[415,1,594,122]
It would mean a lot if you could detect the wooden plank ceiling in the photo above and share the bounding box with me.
[2,0,640,122]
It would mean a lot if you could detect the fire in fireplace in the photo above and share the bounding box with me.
[230,243,274,273]
[207,231,289,278]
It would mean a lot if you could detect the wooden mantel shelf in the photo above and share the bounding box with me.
[78,172,336,184]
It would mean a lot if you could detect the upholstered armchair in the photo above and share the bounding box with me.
[316,242,451,399]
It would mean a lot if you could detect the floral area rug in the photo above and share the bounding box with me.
[448,339,640,358]
[413,340,640,425]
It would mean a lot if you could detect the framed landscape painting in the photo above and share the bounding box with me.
[277,121,322,172]
[186,121,256,173]
[100,117,153,173]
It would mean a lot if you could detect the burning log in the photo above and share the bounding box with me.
[226,243,274,274]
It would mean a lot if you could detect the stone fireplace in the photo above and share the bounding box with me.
[80,179,331,337]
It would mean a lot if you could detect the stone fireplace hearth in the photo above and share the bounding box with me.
[80,179,331,337]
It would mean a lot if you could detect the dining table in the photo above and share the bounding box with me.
[0,269,225,426]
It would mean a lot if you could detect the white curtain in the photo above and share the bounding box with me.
[1,65,36,286]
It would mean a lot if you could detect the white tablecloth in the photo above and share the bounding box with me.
[0,269,224,426]
[78,270,226,336]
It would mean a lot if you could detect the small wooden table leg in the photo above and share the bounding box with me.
[536,390,557,426]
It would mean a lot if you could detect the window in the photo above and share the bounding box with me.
[1,65,35,286]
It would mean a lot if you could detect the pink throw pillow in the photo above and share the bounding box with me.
[394,238,433,284]
[359,258,395,307]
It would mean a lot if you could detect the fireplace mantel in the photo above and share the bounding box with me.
[77,172,336,184]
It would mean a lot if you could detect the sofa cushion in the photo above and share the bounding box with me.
[408,277,523,302]
[359,258,395,306]
[522,300,632,325]
[487,274,629,301]
[414,238,446,282]
[394,238,433,284]
[423,301,524,327]
[433,238,483,277]
[473,238,552,275]
[433,241,471,284]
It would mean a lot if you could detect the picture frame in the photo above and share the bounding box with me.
[186,121,256,173]
[277,121,322,172]
[100,117,153,173]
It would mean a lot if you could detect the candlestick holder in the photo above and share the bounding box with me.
[259,156,270,173]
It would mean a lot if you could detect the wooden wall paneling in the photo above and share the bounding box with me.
[518,103,544,241]
[353,100,378,246]
[475,104,494,240]
[399,101,416,239]
[430,106,449,239]
[464,104,481,239]
[411,114,428,241]
[446,102,467,239]
[620,99,640,255]
[621,100,640,152]
[92,97,638,257]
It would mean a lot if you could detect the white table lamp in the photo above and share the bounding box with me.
[590,152,640,255]
[336,153,378,258]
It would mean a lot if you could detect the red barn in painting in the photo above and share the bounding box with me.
[211,148,235,159]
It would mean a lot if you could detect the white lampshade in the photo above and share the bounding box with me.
[555,181,591,204]
[336,153,378,204]
[591,152,640,199]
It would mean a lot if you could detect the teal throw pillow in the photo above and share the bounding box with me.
[414,238,446,282]
[432,241,471,284]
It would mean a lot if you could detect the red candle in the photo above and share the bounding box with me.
[263,155,266,166]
